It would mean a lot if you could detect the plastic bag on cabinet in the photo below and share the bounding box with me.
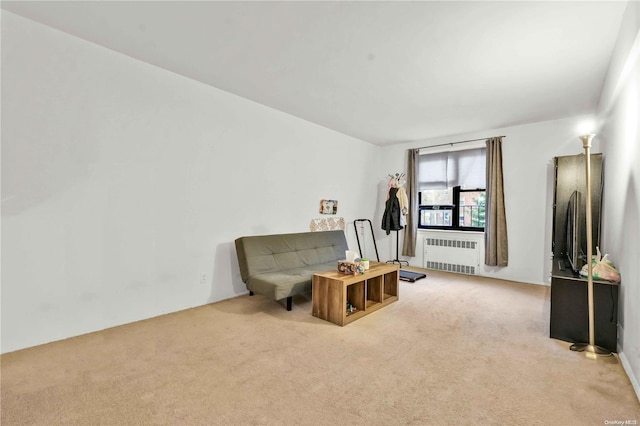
[579,247,621,282]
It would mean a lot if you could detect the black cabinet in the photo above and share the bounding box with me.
[550,153,618,352]
[550,264,619,352]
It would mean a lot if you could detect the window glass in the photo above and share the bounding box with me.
[420,209,452,227]
[458,190,485,228]
[419,188,453,206]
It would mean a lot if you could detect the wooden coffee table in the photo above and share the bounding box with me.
[312,262,399,326]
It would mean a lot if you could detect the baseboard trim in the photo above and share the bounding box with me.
[619,350,640,403]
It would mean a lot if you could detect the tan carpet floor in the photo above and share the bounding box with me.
[2,269,639,425]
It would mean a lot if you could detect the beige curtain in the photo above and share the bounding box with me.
[485,137,508,266]
[402,148,419,257]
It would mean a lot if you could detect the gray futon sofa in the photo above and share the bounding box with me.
[234,230,349,310]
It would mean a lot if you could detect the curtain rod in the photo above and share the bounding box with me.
[416,135,505,151]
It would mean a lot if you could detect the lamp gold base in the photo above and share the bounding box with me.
[570,343,614,360]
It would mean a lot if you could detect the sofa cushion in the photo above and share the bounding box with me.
[247,261,341,300]
[235,230,348,282]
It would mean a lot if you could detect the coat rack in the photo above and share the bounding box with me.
[387,230,409,267]
[384,173,409,267]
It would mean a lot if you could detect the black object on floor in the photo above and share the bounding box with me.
[353,219,380,262]
[399,270,426,282]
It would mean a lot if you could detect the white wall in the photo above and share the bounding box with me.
[379,115,598,286]
[0,12,380,353]
[597,0,640,401]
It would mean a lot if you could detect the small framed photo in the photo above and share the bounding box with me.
[320,199,338,215]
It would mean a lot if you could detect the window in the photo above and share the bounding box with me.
[418,147,486,231]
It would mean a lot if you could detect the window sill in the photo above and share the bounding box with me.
[418,228,484,235]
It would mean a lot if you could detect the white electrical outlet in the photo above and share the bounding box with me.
[200,273,207,284]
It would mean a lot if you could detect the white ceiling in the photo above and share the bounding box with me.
[2,1,628,145]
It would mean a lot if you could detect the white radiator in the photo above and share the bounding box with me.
[423,237,480,275]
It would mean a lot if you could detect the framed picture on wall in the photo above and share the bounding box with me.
[319,200,338,215]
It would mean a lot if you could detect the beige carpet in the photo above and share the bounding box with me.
[2,269,639,425]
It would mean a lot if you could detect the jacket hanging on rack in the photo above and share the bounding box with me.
[382,186,403,235]
[396,185,408,227]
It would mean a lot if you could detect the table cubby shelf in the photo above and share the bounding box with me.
[312,262,399,326]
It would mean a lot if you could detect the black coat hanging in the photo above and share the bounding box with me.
[381,187,403,235]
